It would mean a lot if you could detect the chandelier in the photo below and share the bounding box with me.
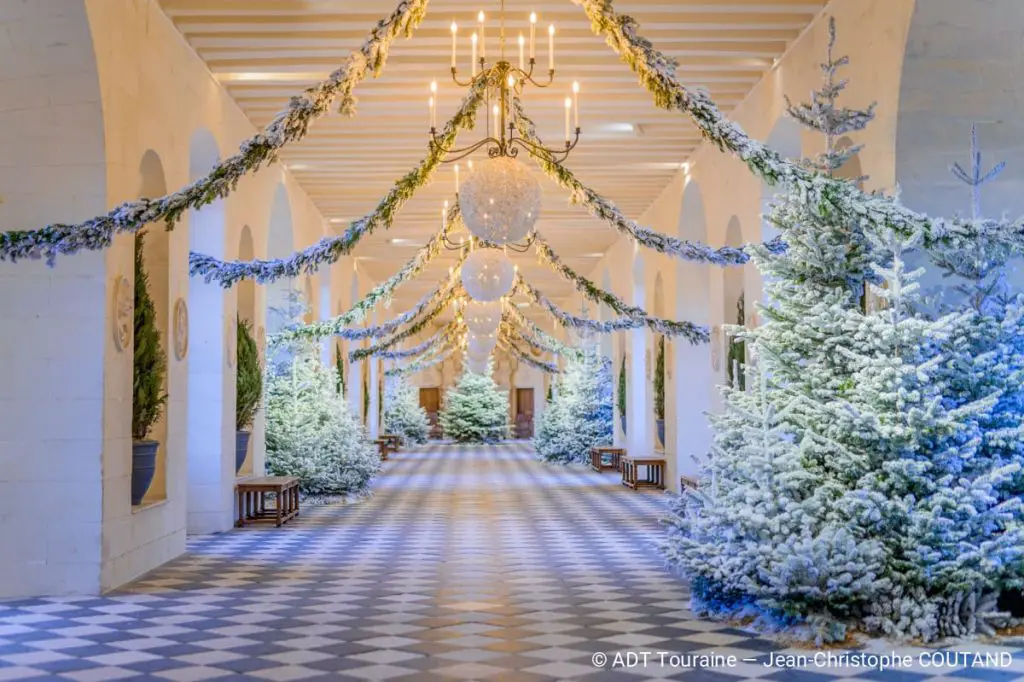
[428,0,581,164]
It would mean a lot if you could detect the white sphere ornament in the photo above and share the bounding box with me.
[467,346,492,362]
[467,334,497,355]
[458,156,542,244]
[466,359,489,375]
[461,249,514,302]
[465,300,502,335]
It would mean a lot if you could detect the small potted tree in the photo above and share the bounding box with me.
[654,337,665,447]
[617,354,627,435]
[235,317,262,474]
[132,233,168,506]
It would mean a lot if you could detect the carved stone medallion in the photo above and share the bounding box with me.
[710,326,722,371]
[112,275,132,352]
[173,298,189,361]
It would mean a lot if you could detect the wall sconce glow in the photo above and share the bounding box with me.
[388,238,418,246]
[288,164,312,171]
[601,122,635,133]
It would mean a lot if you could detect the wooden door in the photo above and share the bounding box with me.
[419,387,442,438]
[514,388,535,439]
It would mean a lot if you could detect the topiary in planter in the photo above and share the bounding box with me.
[617,354,627,435]
[132,232,168,505]
[654,336,665,447]
[235,317,262,474]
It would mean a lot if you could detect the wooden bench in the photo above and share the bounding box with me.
[590,447,625,473]
[235,476,300,528]
[621,457,666,491]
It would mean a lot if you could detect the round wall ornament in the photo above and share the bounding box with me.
[112,275,133,352]
[173,298,189,361]
[711,326,722,371]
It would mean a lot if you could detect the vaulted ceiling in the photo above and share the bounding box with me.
[158,0,825,317]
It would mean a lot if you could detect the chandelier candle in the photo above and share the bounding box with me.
[478,11,485,59]
[451,22,457,67]
[529,12,536,59]
[518,34,525,70]
[548,25,554,70]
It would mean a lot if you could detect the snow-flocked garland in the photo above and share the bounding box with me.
[190,82,486,285]
[349,285,462,362]
[385,345,454,377]
[512,99,785,265]
[515,273,709,343]
[572,0,1024,255]
[0,0,429,265]
[266,216,466,343]
[502,304,585,362]
[498,334,561,374]
[371,321,461,360]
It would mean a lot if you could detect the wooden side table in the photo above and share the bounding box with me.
[621,457,666,490]
[235,476,300,528]
[590,447,625,472]
[382,434,401,451]
[374,438,390,461]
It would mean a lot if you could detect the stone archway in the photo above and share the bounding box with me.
[0,0,108,598]
[626,251,652,455]
[265,183,294,336]
[185,128,235,534]
[136,149,173,506]
[895,0,1024,303]
[722,217,745,388]
[672,180,713,483]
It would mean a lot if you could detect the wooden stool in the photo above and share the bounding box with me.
[590,447,625,472]
[375,438,390,461]
[621,457,666,490]
[235,476,300,528]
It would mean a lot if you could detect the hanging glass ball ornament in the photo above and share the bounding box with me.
[466,358,489,375]
[458,156,542,244]
[467,333,497,355]
[465,300,502,335]
[467,345,491,362]
[461,248,514,302]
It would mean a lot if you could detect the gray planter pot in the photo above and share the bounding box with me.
[619,414,627,435]
[235,430,252,475]
[131,440,159,506]
[656,419,665,447]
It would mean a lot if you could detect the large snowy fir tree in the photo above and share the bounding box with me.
[383,378,431,445]
[535,349,613,464]
[439,364,509,443]
[265,296,381,497]
[664,17,1024,642]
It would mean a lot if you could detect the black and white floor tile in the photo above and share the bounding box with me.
[1,442,1021,681]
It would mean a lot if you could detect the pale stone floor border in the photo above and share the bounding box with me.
[0,442,1021,681]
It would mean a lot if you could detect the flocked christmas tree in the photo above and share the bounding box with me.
[439,362,509,443]
[665,17,1024,642]
[535,348,613,464]
[383,378,431,444]
[265,293,380,496]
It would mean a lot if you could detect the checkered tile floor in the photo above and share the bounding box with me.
[1,442,1021,681]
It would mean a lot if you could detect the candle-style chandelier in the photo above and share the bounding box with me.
[429,0,581,164]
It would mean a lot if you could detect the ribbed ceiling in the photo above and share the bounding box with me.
[158,0,825,315]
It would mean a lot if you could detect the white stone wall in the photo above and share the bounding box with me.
[0,0,357,597]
